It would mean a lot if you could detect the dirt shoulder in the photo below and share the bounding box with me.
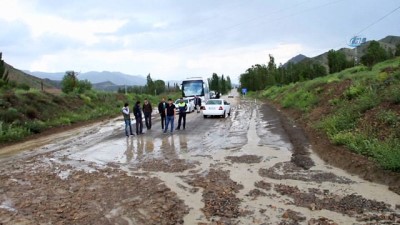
[262,100,400,194]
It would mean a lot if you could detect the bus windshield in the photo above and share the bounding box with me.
[182,80,204,97]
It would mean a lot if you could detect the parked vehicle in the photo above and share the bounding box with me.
[181,77,209,109]
[174,98,195,113]
[202,99,231,118]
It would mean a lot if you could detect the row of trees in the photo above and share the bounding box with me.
[208,73,232,95]
[117,74,180,94]
[240,41,400,92]
[240,54,327,91]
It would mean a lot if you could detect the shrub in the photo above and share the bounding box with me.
[25,120,46,134]
[344,84,364,100]
[0,107,21,123]
[0,123,30,142]
[377,110,399,126]
[25,106,40,119]
[17,83,30,90]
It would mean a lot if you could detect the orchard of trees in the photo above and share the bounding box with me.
[240,41,400,92]
[208,73,232,95]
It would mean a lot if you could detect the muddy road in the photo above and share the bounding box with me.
[1,92,399,225]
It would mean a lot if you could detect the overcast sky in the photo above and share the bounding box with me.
[1,0,399,83]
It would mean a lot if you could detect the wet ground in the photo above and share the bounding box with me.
[1,91,400,224]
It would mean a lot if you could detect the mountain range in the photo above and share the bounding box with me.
[24,70,147,86]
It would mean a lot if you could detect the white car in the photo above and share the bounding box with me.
[174,98,195,113]
[203,99,231,118]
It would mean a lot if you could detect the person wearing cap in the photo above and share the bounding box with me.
[176,98,187,130]
[164,98,176,133]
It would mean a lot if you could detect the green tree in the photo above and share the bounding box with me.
[61,71,78,93]
[220,74,227,94]
[145,73,155,94]
[61,71,92,94]
[361,41,387,67]
[327,49,352,74]
[0,52,10,86]
[154,79,166,95]
[395,44,400,57]
[226,76,232,90]
[209,73,220,92]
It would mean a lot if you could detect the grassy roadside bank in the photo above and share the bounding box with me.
[260,57,400,171]
[0,89,180,144]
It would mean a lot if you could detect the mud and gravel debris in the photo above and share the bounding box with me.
[259,162,353,184]
[280,209,306,224]
[225,155,262,164]
[389,185,400,195]
[254,180,272,191]
[274,184,397,223]
[308,217,338,225]
[183,169,244,220]
[138,158,198,173]
[0,163,188,225]
[246,189,267,199]
[356,212,400,224]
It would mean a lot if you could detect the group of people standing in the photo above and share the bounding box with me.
[122,96,202,136]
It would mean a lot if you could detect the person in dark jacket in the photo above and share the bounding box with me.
[121,103,134,136]
[133,101,143,135]
[142,98,152,130]
[194,95,202,113]
[176,98,187,130]
[164,98,176,133]
[158,97,167,130]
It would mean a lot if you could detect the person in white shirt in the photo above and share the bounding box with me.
[122,103,134,136]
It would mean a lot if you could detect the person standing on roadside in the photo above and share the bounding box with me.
[176,98,187,130]
[122,103,134,137]
[158,97,167,130]
[133,101,144,135]
[164,98,176,133]
[194,95,202,113]
[142,98,152,130]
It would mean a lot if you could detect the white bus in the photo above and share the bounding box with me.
[181,77,210,108]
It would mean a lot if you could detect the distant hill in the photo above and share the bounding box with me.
[25,70,147,86]
[4,63,58,91]
[284,35,400,68]
[282,54,309,67]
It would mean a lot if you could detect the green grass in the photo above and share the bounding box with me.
[262,56,400,171]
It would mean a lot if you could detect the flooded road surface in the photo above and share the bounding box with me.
[1,91,400,225]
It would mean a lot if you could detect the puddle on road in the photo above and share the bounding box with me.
[2,97,400,224]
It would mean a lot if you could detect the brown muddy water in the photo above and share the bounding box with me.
[1,91,399,225]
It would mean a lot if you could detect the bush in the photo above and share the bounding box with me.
[0,123,30,142]
[344,84,364,100]
[25,120,46,134]
[0,107,21,123]
[377,110,399,126]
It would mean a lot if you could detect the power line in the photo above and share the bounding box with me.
[356,4,400,35]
